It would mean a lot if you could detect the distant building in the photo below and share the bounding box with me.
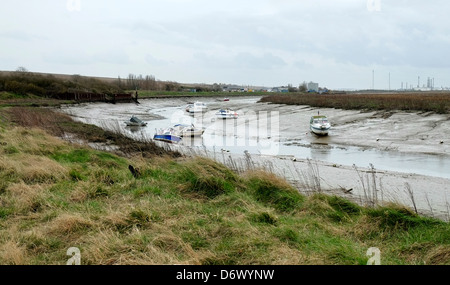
[271,87,289,93]
[307,82,319,92]
[222,85,242,92]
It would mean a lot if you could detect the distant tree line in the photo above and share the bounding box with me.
[117,74,183,91]
[286,82,308,93]
[119,73,221,92]
[118,74,159,91]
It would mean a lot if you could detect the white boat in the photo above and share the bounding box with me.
[310,114,331,136]
[153,128,182,143]
[172,124,204,137]
[185,103,193,112]
[124,116,147,127]
[186,102,208,113]
[215,108,239,119]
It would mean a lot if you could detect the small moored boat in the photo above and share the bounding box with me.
[186,102,208,113]
[215,108,239,119]
[172,124,204,137]
[153,128,182,143]
[124,116,147,127]
[310,114,331,136]
[185,103,193,112]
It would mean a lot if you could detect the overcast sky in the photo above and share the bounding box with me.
[1,0,450,89]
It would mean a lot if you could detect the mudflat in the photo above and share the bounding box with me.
[60,96,450,220]
[189,97,450,220]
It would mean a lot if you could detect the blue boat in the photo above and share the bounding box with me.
[153,128,182,143]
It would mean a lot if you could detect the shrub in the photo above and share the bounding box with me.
[327,196,361,214]
[250,212,278,225]
[366,206,442,230]
[69,168,86,181]
[246,171,304,212]
[304,194,362,222]
[180,158,239,199]
[126,209,152,228]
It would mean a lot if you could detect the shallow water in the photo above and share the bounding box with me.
[59,96,450,180]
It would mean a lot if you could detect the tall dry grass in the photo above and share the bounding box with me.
[1,107,449,265]
[0,241,28,265]
[46,214,95,237]
[0,154,68,184]
[5,107,180,158]
[4,182,47,214]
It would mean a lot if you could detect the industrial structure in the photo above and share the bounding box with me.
[307,82,319,92]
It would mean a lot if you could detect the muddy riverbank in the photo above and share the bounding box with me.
[58,96,450,220]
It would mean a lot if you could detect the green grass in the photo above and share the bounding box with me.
[0,107,449,265]
[246,171,305,212]
[0,91,33,100]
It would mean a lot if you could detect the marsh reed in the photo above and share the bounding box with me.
[259,92,450,114]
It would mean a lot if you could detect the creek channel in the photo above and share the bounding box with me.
[59,96,450,180]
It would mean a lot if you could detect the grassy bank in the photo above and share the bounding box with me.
[0,91,75,107]
[0,71,123,97]
[259,92,450,114]
[0,107,449,265]
[4,107,179,158]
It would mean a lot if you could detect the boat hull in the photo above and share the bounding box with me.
[310,115,331,136]
[310,125,330,136]
[216,114,238,119]
[189,108,207,114]
[125,122,147,127]
[180,130,204,137]
[215,110,239,119]
[125,116,147,127]
[186,102,208,113]
[172,124,204,137]
[153,134,182,143]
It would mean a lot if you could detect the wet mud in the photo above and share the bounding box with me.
[58,96,450,220]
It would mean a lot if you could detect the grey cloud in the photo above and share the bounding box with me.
[43,49,131,66]
[193,51,286,70]
[234,52,286,69]
[145,54,170,66]
[0,31,48,42]
[2,0,450,88]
